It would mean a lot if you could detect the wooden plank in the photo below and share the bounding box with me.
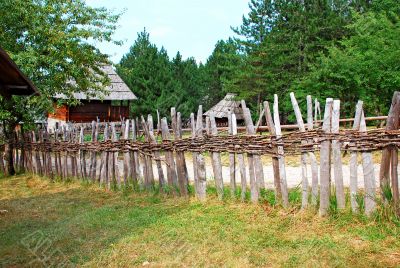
[331,100,345,209]
[210,111,224,200]
[228,111,236,198]
[350,101,363,213]
[99,124,108,185]
[319,98,333,216]
[290,92,310,208]
[360,111,376,216]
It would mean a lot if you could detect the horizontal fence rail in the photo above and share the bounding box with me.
[1,92,400,217]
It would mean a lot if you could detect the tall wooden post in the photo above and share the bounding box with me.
[319,98,333,216]
[209,111,224,200]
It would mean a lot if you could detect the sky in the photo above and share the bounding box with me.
[85,0,249,64]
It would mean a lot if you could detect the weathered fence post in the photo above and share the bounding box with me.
[265,98,289,207]
[307,95,319,205]
[228,111,236,198]
[231,112,247,201]
[131,119,141,186]
[241,100,259,203]
[209,111,224,200]
[319,98,333,216]
[331,100,345,209]
[161,117,177,191]
[195,105,206,201]
[100,124,109,187]
[360,110,376,216]
[349,101,363,213]
[141,116,155,189]
[110,123,120,187]
[171,108,188,196]
[148,114,165,189]
[380,91,400,206]
[190,113,199,195]
[290,92,317,209]
[123,119,130,186]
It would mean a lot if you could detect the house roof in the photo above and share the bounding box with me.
[54,65,137,101]
[0,47,39,96]
[204,93,244,120]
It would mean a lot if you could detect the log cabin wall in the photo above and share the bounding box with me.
[49,100,130,124]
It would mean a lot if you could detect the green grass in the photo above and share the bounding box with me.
[1,175,400,267]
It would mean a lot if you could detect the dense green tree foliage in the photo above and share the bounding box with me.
[0,0,120,174]
[0,0,121,129]
[117,31,208,118]
[223,0,400,121]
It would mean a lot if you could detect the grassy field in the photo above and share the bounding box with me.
[1,175,400,267]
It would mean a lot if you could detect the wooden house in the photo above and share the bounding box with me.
[204,93,244,126]
[48,65,137,129]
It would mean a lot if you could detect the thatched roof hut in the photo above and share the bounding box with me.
[48,65,136,128]
[204,93,244,121]
[54,65,137,101]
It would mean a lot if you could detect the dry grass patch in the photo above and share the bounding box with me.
[0,175,399,267]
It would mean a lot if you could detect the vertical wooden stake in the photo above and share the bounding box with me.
[161,117,178,192]
[131,119,141,185]
[290,92,311,209]
[210,111,224,200]
[148,114,165,189]
[307,95,319,205]
[196,105,206,200]
[171,108,188,196]
[141,116,155,189]
[228,111,236,198]
[331,100,345,209]
[190,113,199,196]
[123,119,130,186]
[350,101,363,213]
[273,95,289,207]
[360,111,376,216]
[241,101,258,203]
[319,98,333,216]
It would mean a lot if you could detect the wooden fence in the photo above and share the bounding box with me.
[1,91,400,217]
